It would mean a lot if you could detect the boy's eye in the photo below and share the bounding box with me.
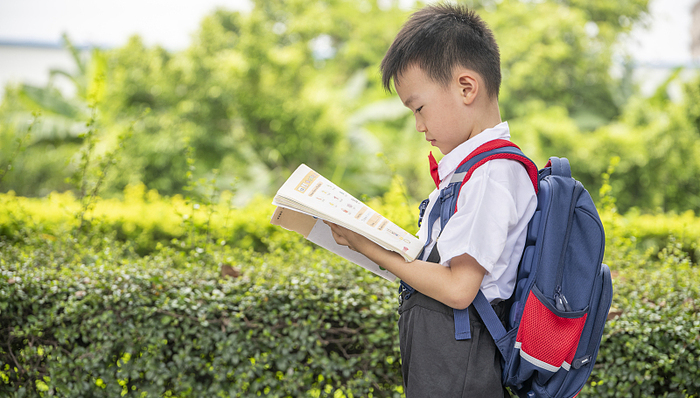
[415,106,423,113]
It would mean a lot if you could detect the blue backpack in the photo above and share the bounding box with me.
[412,139,613,398]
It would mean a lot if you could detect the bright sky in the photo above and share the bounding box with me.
[0,0,252,50]
[625,0,697,65]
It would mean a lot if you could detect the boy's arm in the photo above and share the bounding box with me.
[325,221,485,310]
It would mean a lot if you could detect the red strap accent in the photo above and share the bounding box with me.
[429,152,440,189]
[454,140,539,212]
[455,139,519,170]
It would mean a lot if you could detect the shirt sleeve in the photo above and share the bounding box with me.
[436,159,527,273]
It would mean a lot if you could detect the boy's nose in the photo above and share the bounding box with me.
[415,118,427,133]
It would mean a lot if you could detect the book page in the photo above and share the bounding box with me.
[272,164,423,262]
[270,207,396,281]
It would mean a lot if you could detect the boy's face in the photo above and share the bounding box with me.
[394,65,476,155]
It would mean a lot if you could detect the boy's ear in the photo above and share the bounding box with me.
[456,72,478,106]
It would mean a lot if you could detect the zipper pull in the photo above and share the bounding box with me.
[554,286,572,312]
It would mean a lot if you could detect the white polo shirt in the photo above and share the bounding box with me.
[417,122,538,303]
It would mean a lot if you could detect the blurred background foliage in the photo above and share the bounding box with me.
[1,0,699,213]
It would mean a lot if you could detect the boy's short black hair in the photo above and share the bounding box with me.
[380,3,501,99]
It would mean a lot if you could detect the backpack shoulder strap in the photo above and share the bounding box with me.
[424,139,538,262]
[432,139,538,341]
[452,139,539,213]
[451,140,538,351]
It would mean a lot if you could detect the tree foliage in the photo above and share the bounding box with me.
[7,0,700,215]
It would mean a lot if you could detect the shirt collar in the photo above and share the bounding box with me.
[437,121,511,183]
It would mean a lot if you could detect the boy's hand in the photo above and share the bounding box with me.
[324,221,377,254]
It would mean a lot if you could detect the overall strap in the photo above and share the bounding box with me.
[411,140,538,341]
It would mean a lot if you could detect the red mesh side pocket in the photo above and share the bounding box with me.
[515,289,588,373]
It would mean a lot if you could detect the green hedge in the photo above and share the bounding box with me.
[2,234,700,397]
[0,235,403,397]
[0,180,419,257]
[3,186,700,265]
[0,187,286,256]
[582,241,700,397]
[1,191,699,397]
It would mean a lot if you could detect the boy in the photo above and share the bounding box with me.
[327,3,537,397]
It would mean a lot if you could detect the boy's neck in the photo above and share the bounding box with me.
[467,100,502,142]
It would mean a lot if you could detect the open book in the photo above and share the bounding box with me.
[270,164,424,281]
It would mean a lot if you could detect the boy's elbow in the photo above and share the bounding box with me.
[450,299,472,311]
[445,291,475,310]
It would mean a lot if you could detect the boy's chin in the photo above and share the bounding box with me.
[436,145,452,155]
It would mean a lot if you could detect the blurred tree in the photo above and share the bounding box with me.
[97,0,411,199]
[583,72,700,213]
[487,0,648,130]
[17,0,700,216]
[0,34,108,196]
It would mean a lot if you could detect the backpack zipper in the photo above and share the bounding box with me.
[553,181,584,311]
[572,265,613,369]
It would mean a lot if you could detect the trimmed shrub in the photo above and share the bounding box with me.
[0,187,287,255]
[582,241,700,397]
[1,189,699,397]
[3,186,700,262]
[0,236,403,397]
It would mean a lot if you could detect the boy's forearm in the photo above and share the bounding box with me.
[326,221,485,309]
[359,240,484,310]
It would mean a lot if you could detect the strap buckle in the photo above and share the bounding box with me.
[398,282,414,305]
